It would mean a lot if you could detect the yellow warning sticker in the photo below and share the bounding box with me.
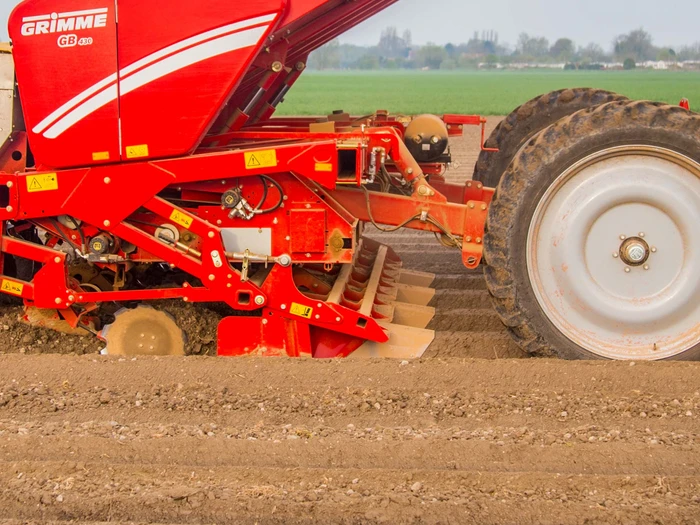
[125,144,149,159]
[26,173,58,193]
[315,162,333,172]
[1,279,24,296]
[290,302,313,319]
[244,149,277,169]
[92,151,110,161]
[169,209,193,229]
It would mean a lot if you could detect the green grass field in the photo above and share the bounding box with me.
[276,70,699,116]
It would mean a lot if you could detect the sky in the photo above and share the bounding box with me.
[2,0,699,50]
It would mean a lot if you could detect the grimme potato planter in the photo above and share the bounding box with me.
[2,0,699,360]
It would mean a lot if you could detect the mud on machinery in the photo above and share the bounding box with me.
[1,0,699,360]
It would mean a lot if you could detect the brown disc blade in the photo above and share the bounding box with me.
[103,307,185,356]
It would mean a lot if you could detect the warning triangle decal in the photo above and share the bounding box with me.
[29,178,42,190]
[247,154,261,167]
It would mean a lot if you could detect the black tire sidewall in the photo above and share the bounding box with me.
[492,103,700,360]
[474,89,628,189]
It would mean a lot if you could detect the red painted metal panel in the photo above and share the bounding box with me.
[116,0,286,161]
[289,209,326,253]
[9,0,120,169]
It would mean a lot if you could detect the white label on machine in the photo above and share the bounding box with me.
[221,228,272,256]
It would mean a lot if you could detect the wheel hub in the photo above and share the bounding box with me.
[527,146,700,360]
[619,236,649,266]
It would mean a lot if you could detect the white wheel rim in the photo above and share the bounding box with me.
[527,145,700,360]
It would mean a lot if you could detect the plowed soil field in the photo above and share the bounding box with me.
[0,119,698,524]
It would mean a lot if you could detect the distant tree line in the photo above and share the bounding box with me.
[308,27,700,70]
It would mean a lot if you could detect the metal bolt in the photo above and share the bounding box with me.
[6,181,12,188]
[335,317,341,322]
[68,295,74,301]
[613,253,619,258]
[620,237,650,266]
[406,168,413,175]
[468,203,475,209]
[317,303,323,308]
[216,220,222,225]
[639,232,645,238]
[227,283,232,288]
[103,220,110,227]
[643,264,650,270]
[281,304,287,310]
[417,185,429,196]
[271,61,283,72]
[466,182,472,187]
[54,256,61,263]
[315,314,320,319]
[626,244,646,263]
[476,237,482,244]
[465,236,472,242]
[103,177,111,184]
[430,135,440,145]
[619,235,626,240]
[208,274,215,281]
[5,206,12,213]
[262,318,268,325]
[480,204,487,211]
[651,247,657,253]
[255,295,265,305]
[624,267,631,273]
[208,231,215,238]
[183,297,189,302]
[54,297,62,304]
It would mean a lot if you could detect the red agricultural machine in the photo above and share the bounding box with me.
[1,0,699,360]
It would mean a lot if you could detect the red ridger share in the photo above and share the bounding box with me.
[2,0,699,360]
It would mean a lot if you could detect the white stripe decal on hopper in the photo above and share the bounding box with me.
[120,13,274,76]
[120,26,267,95]
[34,16,273,138]
[44,85,119,138]
[33,74,118,134]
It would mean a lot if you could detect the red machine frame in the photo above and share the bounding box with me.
[1,0,495,357]
[0,117,492,355]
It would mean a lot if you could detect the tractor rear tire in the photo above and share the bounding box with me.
[472,88,628,189]
[484,100,700,360]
